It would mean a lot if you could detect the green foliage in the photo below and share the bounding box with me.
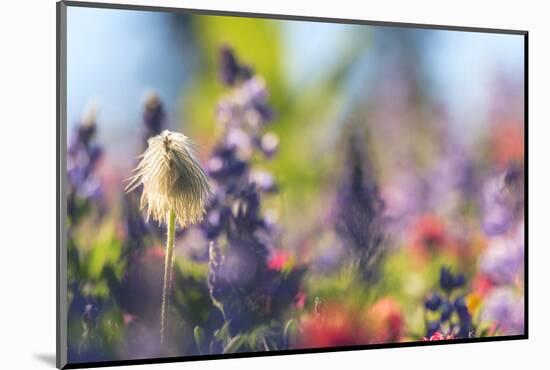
[172,259,222,329]
[68,219,125,300]
[193,326,207,354]
[223,335,246,354]
[283,318,298,347]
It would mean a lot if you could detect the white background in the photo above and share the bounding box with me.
[0,0,547,368]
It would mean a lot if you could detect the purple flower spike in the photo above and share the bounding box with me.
[66,106,105,220]
[219,45,253,86]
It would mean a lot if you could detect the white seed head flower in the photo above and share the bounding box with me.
[126,130,213,228]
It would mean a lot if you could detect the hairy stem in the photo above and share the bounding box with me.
[160,210,176,346]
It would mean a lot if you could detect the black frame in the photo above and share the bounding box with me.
[56,1,529,368]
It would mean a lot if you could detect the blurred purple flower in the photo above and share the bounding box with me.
[206,145,248,182]
[429,149,477,202]
[216,76,273,132]
[481,164,525,236]
[424,266,472,338]
[482,175,513,235]
[424,293,442,311]
[334,131,385,279]
[67,107,104,220]
[439,266,465,293]
[204,46,303,336]
[121,192,150,250]
[114,247,165,324]
[142,90,166,146]
[479,231,524,286]
[259,132,279,158]
[250,170,278,193]
[481,287,524,335]
[219,45,253,86]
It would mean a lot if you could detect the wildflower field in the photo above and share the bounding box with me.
[64,6,525,364]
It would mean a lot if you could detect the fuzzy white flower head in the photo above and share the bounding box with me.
[126,130,213,227]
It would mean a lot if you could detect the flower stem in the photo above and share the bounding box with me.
[160,210,176,346]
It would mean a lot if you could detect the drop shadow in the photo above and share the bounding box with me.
[34,353,56,367]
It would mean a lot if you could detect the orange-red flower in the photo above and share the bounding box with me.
[296,304,369,349]
[472,273,494,298]
[296,298,404,348]
[412,214,447,249]
[490,121,524,168]
[364,297,404,343]
[408,214,450,264]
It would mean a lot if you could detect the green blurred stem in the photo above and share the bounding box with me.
[160,210,176,346]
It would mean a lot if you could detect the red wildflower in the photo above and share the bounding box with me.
[422,331,455,341]
[412,214,447,250]
[408,214,450,263]
[268,249,293,271]
[296,304,369,349]
[490,121,524,168]
[365,297,404,343]
[294,291,307,309]
[472,273,494,298]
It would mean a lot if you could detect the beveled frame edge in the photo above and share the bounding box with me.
[61,0,527,35]
[57,1,68,368]
[56,1,528,369]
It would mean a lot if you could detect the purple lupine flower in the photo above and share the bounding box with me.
[115,247,165,325]
[249,170,278,193]
[217,46,271,134]
[225,127,255,160]
[423,266,471,339]
[121,192,150,250]
[380,169,424,237]
[207,230,270,334]
[311,240,346,274]
[204,46,303,336]
[204,46,278,245]
[240,76,273,123]
[200,198,232,240]
[67,108,104,221]
[259,132,279,158]
[142,91,166,146]
[219,45,253,86]
[439,266,465,293]
[479,235,524,285]
[453,296,473,337]
[424,293,442,311]
[334,131,385,279]
[481,287,524,335]
[440,301,453,321]
[216,76,273,132]
[427,147,477,207]
[482,175,513,235]
[206,145,248,182]
[481,164,525,236]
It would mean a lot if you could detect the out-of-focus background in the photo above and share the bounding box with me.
[65,5,525,364]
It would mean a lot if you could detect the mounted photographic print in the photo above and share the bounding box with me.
[56,1,528,368]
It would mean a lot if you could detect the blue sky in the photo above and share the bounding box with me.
[67,7,524,151]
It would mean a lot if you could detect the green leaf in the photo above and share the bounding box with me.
[214,321,232,343]
[283,319,298,347]
[223,335,246,354]
[194,326,206,354]
[87,224,121,279]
